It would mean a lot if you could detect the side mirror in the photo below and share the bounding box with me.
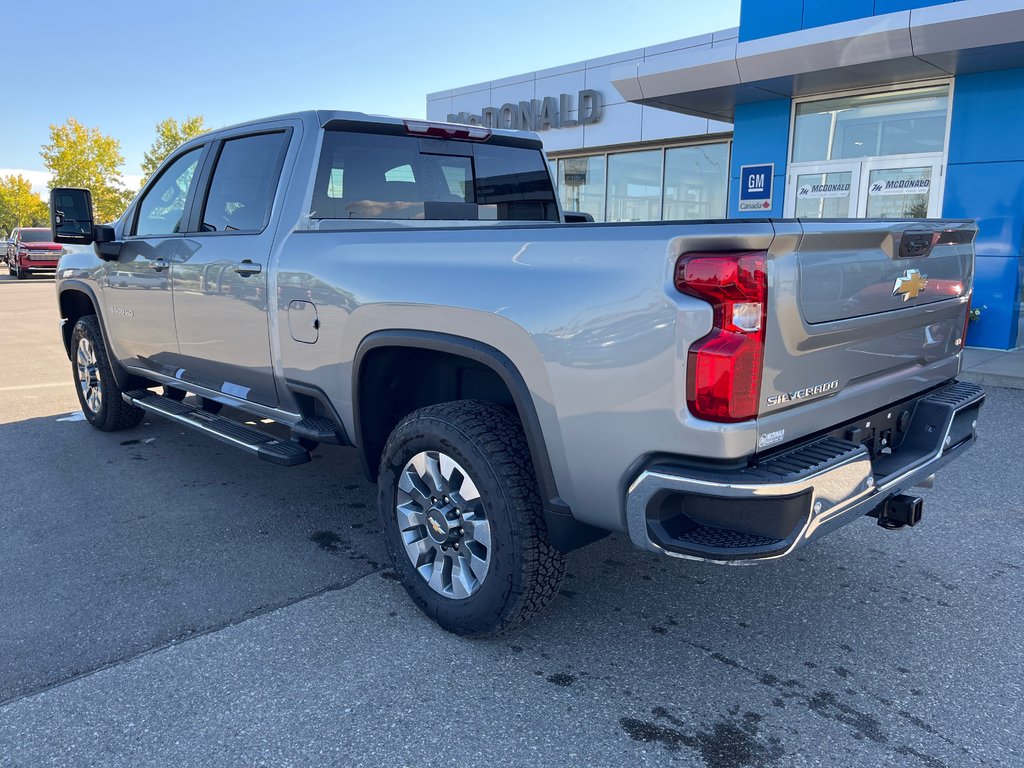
[564,211,594,223]
[50,188,95,245]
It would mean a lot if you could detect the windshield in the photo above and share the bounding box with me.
[311,130,559,222]
[20,229,53,243]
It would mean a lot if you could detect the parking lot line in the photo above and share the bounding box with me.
[0,382,68,392]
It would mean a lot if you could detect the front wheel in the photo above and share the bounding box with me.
[14,263,25,279]
[378,400,566,637]
[70,315,145,431]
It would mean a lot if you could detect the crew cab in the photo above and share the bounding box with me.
[50,110,983,636]
[7,227,63,279]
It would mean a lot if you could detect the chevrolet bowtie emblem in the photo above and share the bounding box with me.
[893,269,928,301]
[429,518,445,535]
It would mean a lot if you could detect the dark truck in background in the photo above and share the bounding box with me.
[49,110,983,636]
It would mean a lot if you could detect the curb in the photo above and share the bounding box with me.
[960,370,1024,391]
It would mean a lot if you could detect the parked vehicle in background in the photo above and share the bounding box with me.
[50,110,983,637]
[7,227,63,279]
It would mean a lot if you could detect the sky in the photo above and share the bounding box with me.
[0,0,740,196]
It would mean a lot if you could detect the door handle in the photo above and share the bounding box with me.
[149,258,169,272]
[233,260,262,277]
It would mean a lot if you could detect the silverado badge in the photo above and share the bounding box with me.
[893,269,928,301]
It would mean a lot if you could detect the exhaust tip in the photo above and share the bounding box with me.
[913,474,936,490]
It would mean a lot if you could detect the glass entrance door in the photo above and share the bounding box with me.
[787,163,859,218]
[861,158,942,218]
[786,157,943,219]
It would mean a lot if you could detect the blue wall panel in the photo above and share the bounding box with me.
[966,256,1020,349]
[740,1,963,40]
[944,70,1024,348]
[802,0,874,29]
[943,162,1024,259]
[948,69,1024,165]
[729,100,792,218]
[738,0,803,41]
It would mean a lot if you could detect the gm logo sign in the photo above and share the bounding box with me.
[739,163,774,212]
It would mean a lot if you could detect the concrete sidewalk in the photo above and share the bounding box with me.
[961,347,1024,389]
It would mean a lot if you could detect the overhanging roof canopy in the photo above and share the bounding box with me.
[613,0,1024,121]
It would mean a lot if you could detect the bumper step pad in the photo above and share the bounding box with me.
[124,389,310,466]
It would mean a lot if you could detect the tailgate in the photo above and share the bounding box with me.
[756,219,975,450]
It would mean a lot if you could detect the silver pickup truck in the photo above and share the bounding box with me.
[50,110,984,636]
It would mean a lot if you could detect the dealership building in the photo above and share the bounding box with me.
[427,0,1024,349]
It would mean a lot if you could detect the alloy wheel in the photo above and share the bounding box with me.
[395,451,491,599]
[76,337,102,414]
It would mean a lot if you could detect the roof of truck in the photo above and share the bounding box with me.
[195,109,539,143]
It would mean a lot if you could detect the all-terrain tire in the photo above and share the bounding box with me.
[378,400,566,637]
[70,315,145,432]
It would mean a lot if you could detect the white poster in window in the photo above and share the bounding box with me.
[797,182,851,199]
[868,177,931,195]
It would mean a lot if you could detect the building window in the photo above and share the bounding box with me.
[607,150,663,222]
[553,141,731,222]
[663,143,729,220]
[557,155,606,222]
[792,85,950,163]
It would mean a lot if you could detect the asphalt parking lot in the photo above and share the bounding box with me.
[1,273,1022,767]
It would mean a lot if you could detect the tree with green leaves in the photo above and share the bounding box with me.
[141,116,207,183]
[0,174,49,234]
[40,118,133,223]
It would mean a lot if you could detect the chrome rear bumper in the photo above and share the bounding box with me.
[626,381,984,564]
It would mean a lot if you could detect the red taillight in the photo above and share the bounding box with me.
[403,120,491,141]
[676,251,767,423]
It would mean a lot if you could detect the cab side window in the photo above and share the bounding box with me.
[133,148,203,237]
[200,132,287,233]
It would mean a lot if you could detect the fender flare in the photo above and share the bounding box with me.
[353,330,607,553]
[57,280,145,391]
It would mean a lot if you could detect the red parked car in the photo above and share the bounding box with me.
[6,227,63,280]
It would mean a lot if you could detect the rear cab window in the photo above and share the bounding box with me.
[200,132,289,233]
[310,129,559,222]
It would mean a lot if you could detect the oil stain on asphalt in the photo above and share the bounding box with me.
[620,705,785,768]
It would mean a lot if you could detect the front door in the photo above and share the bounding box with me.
[860,157,943,219]
[788,162,860,219]
[171,130,291,408]
[105,146,206,376]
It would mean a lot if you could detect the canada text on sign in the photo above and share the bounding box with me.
[447,90,603,132]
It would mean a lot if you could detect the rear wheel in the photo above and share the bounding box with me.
[71,315,145,431]
[378,400,565,637]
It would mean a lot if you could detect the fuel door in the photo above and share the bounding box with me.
[288,300,319,344]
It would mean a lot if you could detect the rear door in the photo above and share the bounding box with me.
[170,128,292,407]
[757,219,974,446]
